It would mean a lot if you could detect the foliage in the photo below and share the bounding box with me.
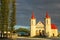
[0,0,16,37]
[1,0,10,32]
[10,0,16,33]
[15,28,30,33]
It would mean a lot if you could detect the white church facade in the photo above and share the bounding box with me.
[30,11,58,37]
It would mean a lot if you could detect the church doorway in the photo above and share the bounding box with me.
[36,30,41,36]
[53,33,54,37]
[36,30,39,36]
[39,30,42,36]
[39,30,45,36]
[42,30,45,36]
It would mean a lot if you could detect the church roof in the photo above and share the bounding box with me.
[31,11,35,19]
[46,11,50,18]
[51,24,57,29]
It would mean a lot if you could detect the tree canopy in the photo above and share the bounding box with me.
[0,0,16,37]
[15,28,30,33]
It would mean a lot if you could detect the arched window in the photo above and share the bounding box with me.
[47,20,48,24]
[31,21,33,25]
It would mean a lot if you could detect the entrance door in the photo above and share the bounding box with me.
[42,30,45,36]
[53,33,54,37]
[39,30,42,36]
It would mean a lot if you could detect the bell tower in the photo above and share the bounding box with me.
[45,11,52,37]
[30,11,36,37]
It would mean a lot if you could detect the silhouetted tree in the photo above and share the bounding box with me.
[0,0,16,37]
[15,28,30,34]
[1,0,10,37]
[10,0,16,34]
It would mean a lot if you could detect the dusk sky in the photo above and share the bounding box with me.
[15,0,60,31]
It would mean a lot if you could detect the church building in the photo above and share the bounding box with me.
[30,11,58,37]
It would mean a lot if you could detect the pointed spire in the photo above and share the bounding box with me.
[31,11,35,19]
[46,11,50,18]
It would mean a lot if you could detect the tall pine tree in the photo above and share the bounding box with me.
[1,0,10,37]
[10,0,16,34]
[0,0,16,37]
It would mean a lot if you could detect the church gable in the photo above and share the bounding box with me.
[36,21,44,28]
[35,21,45,36]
